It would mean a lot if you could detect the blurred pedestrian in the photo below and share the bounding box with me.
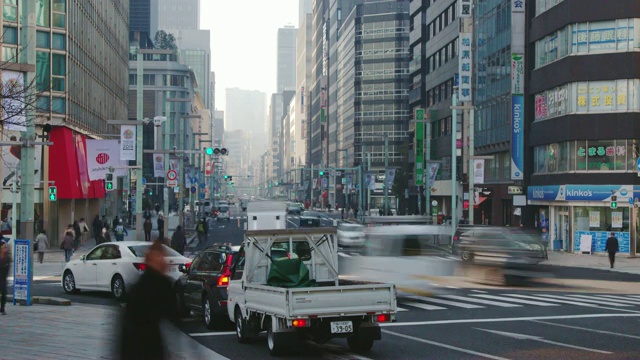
[72,220,81,250]
[606,232,619,269]
[112,216,120,231]
[92,215,102,239]
[95,227,107,245]
[114,220,128,242]
[196,218,208,244]
[79,218,90,245]
[118,240,176,360]
[35,229,49,264]
[143,218,152,242]
[157,214,165,241]
[103,226,112,243]
[171,225,186,255]
[0,241,10,315]
[61,227,74,262]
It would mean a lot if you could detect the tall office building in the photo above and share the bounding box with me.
[150,0,199,31]
[130,0,154,48]
[296,13,313,170]
[225,88,267,164]
[526,0,640,255]
[277,26,298,92]
[299,0,313,27]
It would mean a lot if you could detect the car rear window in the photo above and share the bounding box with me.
[128,244,182,258]
[219,206,229,212]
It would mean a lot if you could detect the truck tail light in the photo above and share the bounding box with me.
[375,314,391,323]
[292,319,309,327]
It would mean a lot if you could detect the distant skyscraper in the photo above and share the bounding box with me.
[225,88,267,132]
[299,0,313,27]
[150,0,199,32]
[277,26,298,92]
[130,0,154,48]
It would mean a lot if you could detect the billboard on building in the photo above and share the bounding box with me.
[510,0,526,180]
[458,33,473,102]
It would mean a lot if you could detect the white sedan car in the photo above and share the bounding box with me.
[337,223,366,247]
[62,241,191,300]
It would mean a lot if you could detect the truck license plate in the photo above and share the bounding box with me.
[330,321,353,334]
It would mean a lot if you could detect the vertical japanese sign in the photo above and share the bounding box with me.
[415,109,425,186]
[510,0,526,180]
[120,125,136,161]
[459,0,472,18]
[458,33,473,102]
[13,239,32,305]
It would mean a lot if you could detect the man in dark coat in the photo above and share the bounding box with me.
[605,232,619,269]
[157,215,165,241]
[171,225,186,255]
[0,241,10,315]
[118,241,176,360]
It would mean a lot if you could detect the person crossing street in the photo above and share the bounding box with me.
[196,217,209,245]
[605,232,619,269]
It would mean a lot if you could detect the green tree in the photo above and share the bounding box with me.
[154,30,177,50]
[391,143,411,215]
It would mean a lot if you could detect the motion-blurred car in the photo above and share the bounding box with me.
[217,205,230,221]
[298,215,321,227]
[286,202,303,215]
[175,245,240,329]
[452,225,547,265]
[62,242,191,300]
[300,211,337,226]
[337,222,365,247]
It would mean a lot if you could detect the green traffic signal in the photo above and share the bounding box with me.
[224,175,229,180]
[611,201,618,209]
[319,171,324,176]
[205,147,214,155]
[49,193,56,201]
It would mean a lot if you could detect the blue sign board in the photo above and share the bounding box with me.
[199,182,206,189]
[13,239,32,305]
[510,95,524,180]
[190,186,197,194]
[191,177,198,184]
[636,157,640,173]
[142,177,146,185]
[575,231,630,254]
[528,185,633,202]
[200,193,205,199]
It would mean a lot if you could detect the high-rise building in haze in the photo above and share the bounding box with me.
[225,88,267,165]
[277,26,298,92]
[299,0,313,27]
[150,0,199,31]
[130,0,154,48]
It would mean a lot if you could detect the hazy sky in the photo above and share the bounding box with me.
[200,0,299,111]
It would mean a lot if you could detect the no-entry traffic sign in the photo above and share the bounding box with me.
[167,169,178,181]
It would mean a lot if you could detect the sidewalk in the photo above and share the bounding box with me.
[543,251,640,275]
[0,303,228,360]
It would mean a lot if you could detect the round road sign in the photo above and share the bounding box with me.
[167,170,178,181]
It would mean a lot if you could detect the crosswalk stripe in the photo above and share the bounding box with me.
[594,294,640,305]
[542,294,632,307]
[337,252,351,258]
[408,296,484,309]
[472,294,559,306]
[401,301,447,311]
[396,307,408,312]
[441,295,522,308]
[503,294,605,307]
[569,294,640,305]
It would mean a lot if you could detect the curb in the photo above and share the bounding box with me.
[7,295,72,306]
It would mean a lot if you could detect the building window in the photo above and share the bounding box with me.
[52,33,66,50]
[3,0,17,22]
[36,0,50,27]
[535,140,636,173]
[2,46,17,61]
[36,50,50,91]
[536,0,564,16]
[36,96,50,113]
[52,53,65,92]
[52,0,66,29]
[3,26,18,44]
[52,96,65,114]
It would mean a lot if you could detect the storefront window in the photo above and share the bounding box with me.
[575,140,587,171]
[627,140,639,170]
[535,140,635,174]
[574,206,630,253]
[587,140,615,171]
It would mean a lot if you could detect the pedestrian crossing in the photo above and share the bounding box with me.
[396,292,640,313]
[221,215,305,220]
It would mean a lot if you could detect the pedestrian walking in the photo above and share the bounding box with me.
[143,218,152,242]
[92,215,102,239]
[103,226,112,243]
[35,229,49,264]
[157,214,165,241]
[0,241,10,315]
[114,220,128,242]
[72,220,82,250]
[117,240,177,360]
[196,218,208,244]
[79,218,90,245]
[171,225,186,255]
[606,232,619,269]
[341,207,345,220]
[60,228,74,262]
[112,216,120,231]
[95,227,107,245]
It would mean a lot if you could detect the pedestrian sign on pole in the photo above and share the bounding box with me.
[142,177,147,185]
[200,193,205,200]
[636,157,640,177]
[191,177,198,185]
[199,182,206,189]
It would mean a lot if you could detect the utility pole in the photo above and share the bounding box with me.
[135,47,144,240]
[19,0,36,243]
[451,93,458,238]
[163,93,170,238]
[384,134,389,215]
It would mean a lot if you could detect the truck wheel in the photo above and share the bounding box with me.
[266,320,284,356]
[235,308,251,344]
[347,333,374,353]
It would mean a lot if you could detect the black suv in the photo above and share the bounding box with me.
[176,245,243,329]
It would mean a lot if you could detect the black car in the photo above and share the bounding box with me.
[452,225,547,264]
[176,245,242,329]
[298,215,320,227]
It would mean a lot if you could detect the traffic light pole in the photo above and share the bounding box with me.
[135,47,144,240]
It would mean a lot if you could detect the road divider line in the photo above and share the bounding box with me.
[379,313,640,327]
[382,330,511,360]
[190,331,236,337]
[475,328,612,354]
[530,320,640,340]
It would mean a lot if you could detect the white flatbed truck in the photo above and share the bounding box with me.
[227,227,397,356]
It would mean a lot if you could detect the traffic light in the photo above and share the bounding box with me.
[205,147,214,155]
[213,148,228,155]
[224,175,229,180]
[610,195,618,209]
[228,176,233,181]
[105,173,114,191]
[319,171,324,176]
[48,186,57,201]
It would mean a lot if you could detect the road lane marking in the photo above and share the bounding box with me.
[408,295,484,309]
[530,320,640,340]
[472,294,559,306]
[396,306,409,312]
[337,252,351,258]
[442,295,522,308]
[583,294,640,303]
[538,294,632,307]
[471,290,488,293]
[401,301,447,311]
[567,294,640,305]
[501,294,606,307]
[190,331,236,337]
[379,313,640,327]
[475,328,612,354]
[382,330,511,360]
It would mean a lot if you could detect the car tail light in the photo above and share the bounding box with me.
[184,262,192,270]
[218,301,228,306]
[376,314,391,323]
[133,263,146,271]
[217,276,229,286]
[453,235,459,242]
[292,319,309,327]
